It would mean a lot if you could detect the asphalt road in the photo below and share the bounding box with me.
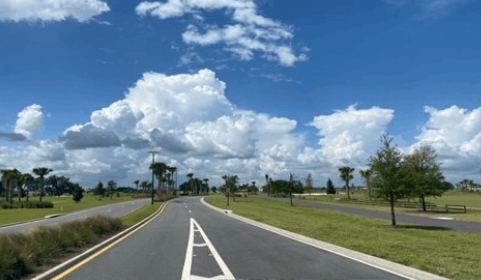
[0,198,150,234]
[262,196,481,235]
[61,197,405,280]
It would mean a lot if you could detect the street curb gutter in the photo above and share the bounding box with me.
[201,197,447,280]
[31,201,169,280]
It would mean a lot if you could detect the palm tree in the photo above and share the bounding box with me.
[133,180,140,194]
[150,162,168,198]
[203,178,209,195]
[1,169,21,203]
[32,167,53,202]
[339,166,354,199]
[21,173,34,202]
[359,169,372,200]
[265,174,269,196]
[186,173,194,195]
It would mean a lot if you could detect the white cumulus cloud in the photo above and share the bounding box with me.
[14,104,45,139]
[136,0,307,66]
[0,0,110,23]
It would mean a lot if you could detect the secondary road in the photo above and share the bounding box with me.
[262,196,481,235]
[60,197,406,280]
[0,198,151,234]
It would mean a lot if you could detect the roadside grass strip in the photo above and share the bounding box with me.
[206,195,481,279]
[0,202,165,280]
[0,195,138,227]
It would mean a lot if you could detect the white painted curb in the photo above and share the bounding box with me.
[201,197,447,280]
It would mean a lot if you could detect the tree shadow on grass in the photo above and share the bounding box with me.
[382,225,453,231]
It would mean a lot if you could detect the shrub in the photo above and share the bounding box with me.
[0,201,54,209]
[0,215,123,280]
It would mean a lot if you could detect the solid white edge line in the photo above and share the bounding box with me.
[193,219,235,280]
[200,197,447,280]
[181,218,195,280]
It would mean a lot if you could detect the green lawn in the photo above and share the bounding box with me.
[206,195,481,279]
[121,202,163,227]
[299,190,481,222]
[0,194,137,226]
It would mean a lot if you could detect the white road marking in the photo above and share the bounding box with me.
[189,210,192,213]
[181,218,234,280]
[434,217,454,220]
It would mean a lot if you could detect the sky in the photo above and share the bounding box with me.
[0,0,480,189]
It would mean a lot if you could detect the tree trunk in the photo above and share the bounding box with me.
[421,195,426,212]
[346,181,350,199]
[390,190,396,226]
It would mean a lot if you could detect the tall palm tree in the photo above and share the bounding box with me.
[339,166,354,200]
[265,174,269,196]
[203,178,209,195]
[150,162,168,198]
[21,173,34,202]
[170,166,177,196]
[32,167,53,202]
[133,180,140,194]
[186,173,194,195]
[359,169,372,200]
[1,169,21,203]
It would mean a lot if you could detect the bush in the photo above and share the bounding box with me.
[0,201,54,209]
[0,215,123,280]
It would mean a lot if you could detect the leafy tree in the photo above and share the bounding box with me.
[339,166,355,199]
[369,134,404,226]
[211,186,217,193]
[20,173,34,202]
[107,180,117,200]
[203,178,209,195]
[403,145,447,212]
[458,179,475,192]
[326,178,336,195]
[72,185,85,203]
[93,181,105,199]
[247,181,259,194]
[265,174,270,196]
[359,169,372,200]
[32,167,53,202]
[222,175,239,201]
[305,173,314,194]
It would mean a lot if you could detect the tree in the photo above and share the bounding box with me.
[133,180,140,194]
[107,180,117,200]
[305,173,313,194]
[339,166,354,199]
[369,134,404,226]
[72,185,85,203]
[289,173,294,206]
[32,167,53,202]
[326,178,336,195]
[203,178,209,195]
[359,169,372,200]
[265,174,270,196]
[211,186,217,193]
[187,173,194,195]
[93,181,105,199]
[150,162,168,198]
[403,145,447,212]
[223,175,239,202]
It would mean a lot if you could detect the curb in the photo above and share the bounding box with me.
[201,197,447,280]
[31,201,169,280]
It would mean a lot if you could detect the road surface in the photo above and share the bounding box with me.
[0,198,150,234]
[60,197,405,280]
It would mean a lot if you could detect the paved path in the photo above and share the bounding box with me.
[61,197,406,280]
[261,196,481,235]
[0,199,150,234]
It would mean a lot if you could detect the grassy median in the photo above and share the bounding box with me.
[206,195,481,279]
[0,194,137,226]
[0,201,163,280]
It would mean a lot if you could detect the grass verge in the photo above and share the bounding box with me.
[0,194,138,226]
[0,201,164,280]
[206,195,481,279]
[121,202,163,227]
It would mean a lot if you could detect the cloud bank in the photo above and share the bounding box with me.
[1,69,480,188]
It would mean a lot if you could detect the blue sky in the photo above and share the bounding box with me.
[1,0,480,188]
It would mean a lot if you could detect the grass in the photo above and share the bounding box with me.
[299,191,481,223]
[0,194,137,226]
[0,215,123,280]
[121,202,163,227]
[206,195,481,279]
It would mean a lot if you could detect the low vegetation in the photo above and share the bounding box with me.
[0,216,123,280]
[121,202,163,227]
[206,195,481,279]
